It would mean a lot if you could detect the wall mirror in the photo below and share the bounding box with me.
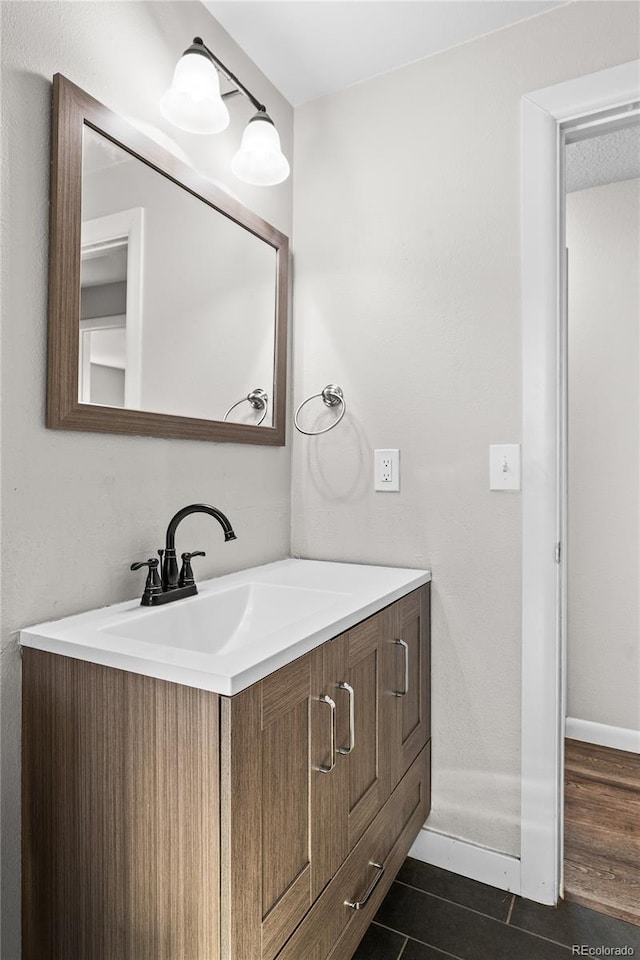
[47,75,288,444]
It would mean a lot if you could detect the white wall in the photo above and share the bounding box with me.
[567,177,640,734]
[291,2,640,857]
[0,3,293,954]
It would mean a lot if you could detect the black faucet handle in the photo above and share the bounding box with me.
[130,558,162,603]
[179,551,206,588]
[131,557,160,572]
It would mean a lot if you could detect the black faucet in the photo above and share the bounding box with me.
[131,503,237,606]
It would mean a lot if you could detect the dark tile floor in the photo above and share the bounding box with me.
[354,858,640,959]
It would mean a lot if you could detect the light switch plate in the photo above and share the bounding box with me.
[374,449,400,491]
[490,444,521,491]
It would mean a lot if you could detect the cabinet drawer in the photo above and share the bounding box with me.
[275,742,431,960]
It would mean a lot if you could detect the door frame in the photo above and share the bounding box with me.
[81,207,144,408]
[520,58,640,905]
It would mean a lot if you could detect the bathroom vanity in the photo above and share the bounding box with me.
[21,560,431,960]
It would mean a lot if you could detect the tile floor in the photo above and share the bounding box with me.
[354,858,640,959]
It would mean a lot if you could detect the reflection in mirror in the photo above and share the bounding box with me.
[79,124,277,426]
[80,231,128,408]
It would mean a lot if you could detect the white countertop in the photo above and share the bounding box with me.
[20,559,431,695]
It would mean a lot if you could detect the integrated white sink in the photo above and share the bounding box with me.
[20,559,431,694]
[101,581,348,655]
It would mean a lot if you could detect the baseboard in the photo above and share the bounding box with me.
[566,717,640,754]
[409,827,521,895]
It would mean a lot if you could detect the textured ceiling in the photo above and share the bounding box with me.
[205,1,566,106]
[566,124,640,193]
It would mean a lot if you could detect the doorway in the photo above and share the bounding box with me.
[80,238,128,407]
[562,117,640,924]
[520,59,640,906]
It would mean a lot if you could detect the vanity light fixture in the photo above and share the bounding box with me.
[161,37,290,186]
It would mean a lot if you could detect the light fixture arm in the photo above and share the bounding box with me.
[189,37,266,115]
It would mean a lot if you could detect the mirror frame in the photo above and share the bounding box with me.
[47,74,289,444]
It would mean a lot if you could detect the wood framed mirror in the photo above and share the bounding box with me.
[47,74,288,444]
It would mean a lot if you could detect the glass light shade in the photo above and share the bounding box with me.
[160,51,230,135]
[231,114,290,186]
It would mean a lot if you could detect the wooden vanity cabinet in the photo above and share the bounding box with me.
[22,584,430,960]
[220,584,431,960]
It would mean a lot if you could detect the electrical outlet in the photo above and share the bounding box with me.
[375,449,400,491]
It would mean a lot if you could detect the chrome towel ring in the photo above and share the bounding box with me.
[223,388,269,426]
[294,384,346,436]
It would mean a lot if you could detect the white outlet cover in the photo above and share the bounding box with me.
[374,449,400,491]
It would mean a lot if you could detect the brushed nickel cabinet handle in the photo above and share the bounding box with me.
[316,694,337,774]
[345,861,385,910]
[337,681,355,755]
[393,638,409,697]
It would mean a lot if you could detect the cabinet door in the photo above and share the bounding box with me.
[388,584,431,787]
[313,633,349,899]
[341,612,392,851]
[221,649,345,960]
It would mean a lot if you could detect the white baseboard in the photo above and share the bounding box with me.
[566,717,640,754]
[409,827,521,895]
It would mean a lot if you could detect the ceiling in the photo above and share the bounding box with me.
[205,2,639,189]
[205,1,567,106]
[566,123,640,193]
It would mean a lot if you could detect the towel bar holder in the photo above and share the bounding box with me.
[294,384,346,436]
[223,388,269,426]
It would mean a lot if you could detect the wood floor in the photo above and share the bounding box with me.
[565,738,640,926]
